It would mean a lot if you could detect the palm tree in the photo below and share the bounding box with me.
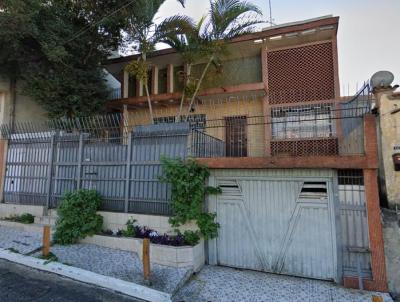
[124,0,187,124]
[162,0,262,119]
[159,16,209,120]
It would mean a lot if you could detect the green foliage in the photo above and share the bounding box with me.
[160,157,221,240]
[39,252,58,264]
[4,213,35,224]
[0,0,131,118]
[54,189,103,245]
[121,218,137,237]
[161,0,263,116]
[6,248,20,254]
[182,230,201,246]
[125,60,149,83]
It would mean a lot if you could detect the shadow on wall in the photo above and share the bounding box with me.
[382,208,400,300]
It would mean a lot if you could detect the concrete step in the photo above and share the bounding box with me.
[34,216,57,226]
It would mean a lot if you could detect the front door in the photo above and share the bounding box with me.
[225,116,247,157]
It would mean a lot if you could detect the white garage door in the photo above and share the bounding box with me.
[210,173,337,281]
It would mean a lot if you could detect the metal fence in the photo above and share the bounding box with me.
[3,118,196,215]
[338,169,372,281]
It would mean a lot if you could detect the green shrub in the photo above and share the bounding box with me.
[54,189,103,245]
[160,157,221,240]
[19,213,35,224]
[4,213,35,224]
[183,230,201,246]
[121,218,137,237]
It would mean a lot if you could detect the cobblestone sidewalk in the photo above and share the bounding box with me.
[0,226,192,294]
[34,243,192,294]
[0,225,42,254]
[174,266,393,302]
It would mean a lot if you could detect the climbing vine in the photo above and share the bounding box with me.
[160,157,221,239]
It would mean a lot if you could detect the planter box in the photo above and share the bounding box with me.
[80,235,205,272]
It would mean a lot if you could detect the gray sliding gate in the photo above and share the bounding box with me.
[3,122,223,215]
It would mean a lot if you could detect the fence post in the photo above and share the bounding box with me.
[42,225,51,257]
[143,238,150,281]
[76,133,84,190]
[45,135,55,210]
[124,133,132,213]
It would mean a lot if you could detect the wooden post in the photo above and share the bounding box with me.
[42,225,51,257]
[372,296,383,302]
[142,238,150,281]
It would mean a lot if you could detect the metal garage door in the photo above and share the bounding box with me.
[208,170,338,281]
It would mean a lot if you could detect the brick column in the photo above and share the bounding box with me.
[362,114,388,292]
[363,168,388,292]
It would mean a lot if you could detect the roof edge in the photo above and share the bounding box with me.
[105,15,339,65]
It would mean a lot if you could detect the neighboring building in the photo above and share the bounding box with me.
[374,87,400,209]
[0,70,121,126]
[104,16,388,292]
[0,78,48,125]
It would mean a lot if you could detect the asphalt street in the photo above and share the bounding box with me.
[0,259,144,302]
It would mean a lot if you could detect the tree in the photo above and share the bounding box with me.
[124,0,187,124]
[162,0,262,119]
[0,0,134,119]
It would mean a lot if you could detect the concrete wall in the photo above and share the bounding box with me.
[382,209,400,299]
[376,89,400,208]
[0,204,45,218]
[0,78,48,125]
[81,235,205,271]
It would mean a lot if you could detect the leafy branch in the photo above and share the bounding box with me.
[159,157,221,239]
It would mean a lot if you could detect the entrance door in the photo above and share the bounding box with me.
[225,116,247,157]
[214,176,337,281]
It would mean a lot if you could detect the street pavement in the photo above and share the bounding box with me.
[0,259,144,302]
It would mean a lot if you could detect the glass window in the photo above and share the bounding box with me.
[271,104,335,139]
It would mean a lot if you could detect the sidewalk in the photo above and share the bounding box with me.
[0,225,191,296]
[174,266,393,302]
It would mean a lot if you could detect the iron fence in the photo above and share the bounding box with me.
[3,119,195,215]
[338,169,372,282]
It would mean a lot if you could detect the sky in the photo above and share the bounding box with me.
[155,0,400,96]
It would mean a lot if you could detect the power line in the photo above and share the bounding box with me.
[62,0,137,46]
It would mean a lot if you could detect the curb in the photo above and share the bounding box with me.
[0,248,172,302]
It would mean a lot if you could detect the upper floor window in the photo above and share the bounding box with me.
[271,104,335,139]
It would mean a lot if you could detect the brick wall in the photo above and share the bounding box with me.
[267,42,335,104]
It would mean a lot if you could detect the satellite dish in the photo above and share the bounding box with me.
[370,71,394,89]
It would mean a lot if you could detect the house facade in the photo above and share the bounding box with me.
[105,16,388,292]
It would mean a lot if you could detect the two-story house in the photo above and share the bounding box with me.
[105,16,388,292]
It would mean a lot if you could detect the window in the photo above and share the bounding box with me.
[271,104,335,139]
[299,182,328,200]
[154,114,207,131]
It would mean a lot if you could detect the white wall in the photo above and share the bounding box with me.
[0,78,48,125]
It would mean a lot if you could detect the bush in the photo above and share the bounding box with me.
[54,189,103,245]
[121,218,137,237]
[160,157,221,240]
[117,219,199,246]
[182,230,201,246]
[4,213,35,224]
